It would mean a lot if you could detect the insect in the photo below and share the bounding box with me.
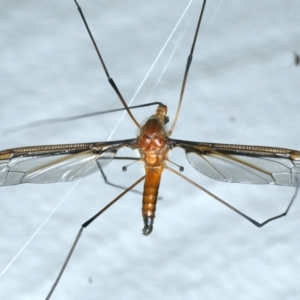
[0,0,300,300]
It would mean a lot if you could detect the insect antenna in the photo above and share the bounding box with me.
[169,0,207,135]
[74,0,140,128]
[46,175,145,299]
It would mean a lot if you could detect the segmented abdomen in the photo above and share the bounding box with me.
[142,164,164,235]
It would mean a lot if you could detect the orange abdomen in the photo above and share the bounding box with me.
[142,164,164,235]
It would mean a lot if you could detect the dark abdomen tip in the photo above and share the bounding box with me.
[142,216,154,236]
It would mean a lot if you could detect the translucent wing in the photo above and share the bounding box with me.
[0,139,135,186]
[170,139,300,187]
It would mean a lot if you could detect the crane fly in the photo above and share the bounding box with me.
[1,0,299,298]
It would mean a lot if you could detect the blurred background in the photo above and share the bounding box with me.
[0,1,300,299]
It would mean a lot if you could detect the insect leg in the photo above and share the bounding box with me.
[5,102,166,134]
[294,51,300,65]
[46,175,145,300]
[165,166,298,228]
[74,0,140,128]
[169,0,207,135]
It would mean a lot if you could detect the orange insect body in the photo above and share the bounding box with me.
[2,2,299,297]
[136,105,169,235]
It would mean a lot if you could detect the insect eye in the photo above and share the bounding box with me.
[164,116,169,125]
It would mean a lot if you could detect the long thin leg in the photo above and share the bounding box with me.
[97,157,163,200]
[166,166,298,227]
[169,0,207,135]
[97,158,143,196]
[46,175,145,300]
[74,0,140,128]
[5,102,165,134]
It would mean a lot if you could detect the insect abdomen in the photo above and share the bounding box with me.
[142,165,164,236]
